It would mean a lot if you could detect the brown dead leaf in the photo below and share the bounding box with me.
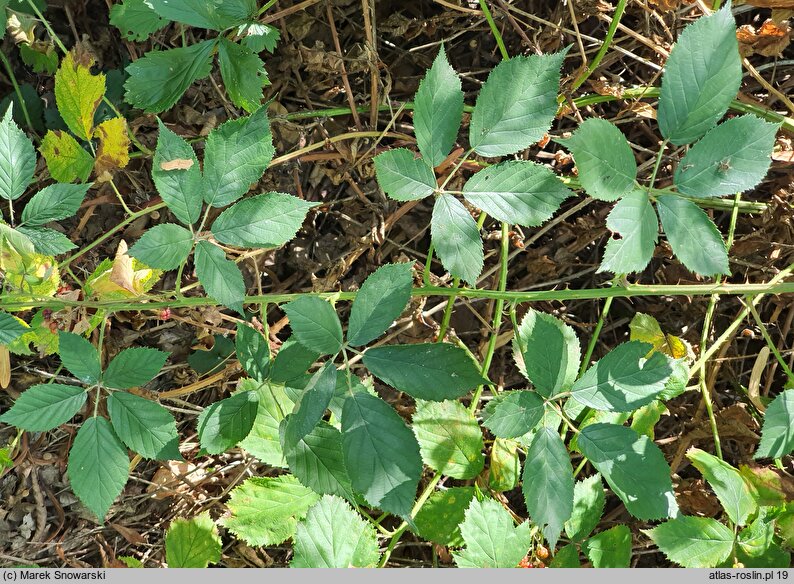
[649,0,696,11]
[147,461,207,500]
[0,345,10,389]
[111,523,147,545]
[737,19,791,57]
[159,158,194,171]
[744,0,794,7]
[110,240,136,294]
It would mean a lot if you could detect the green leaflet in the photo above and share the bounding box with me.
[236,322,270,381]
[0,105,36,201]
[373,148,437,201]
[412,399,484,479]
[16,226,76,256]
[558,118,637,201]
[196,390,259,454]
[109,0,167,41]
[124,40,216,114]
[282,362,337,444]
[583,525,632,568]
[341,392,422,518]
[107,392,181,460]
[270,336,320,384]
[148,0,256,30]
[513,309,580,397]
[522,427,574,549]
[658,4,741,145]
[151,120,203,226]
[482,390,545,439]
[128,223,194,271]
[237,379,293,467]
[363,343,486,401]
[645,516,734,568]
[0,311,27,344]
[578,423,678,520]
[453,497,533,568]
[656,194,729,277]
[165,513,221,568]
[687,448,756,526]
[39,131,94,183]
[462,161,573,227]
[217,38,268,113]
[0,383,86,431]
[431,194,483,284]
[488,438,520,492]
[675,115,779,199]
[550,544,581,568]
[755,389,794,459]
[571,341,673,412]
[58,331,101,384]
[211,192,314,248]
[282,421,354,500]
[565,473,605,542]
[291,495,381,568]
[347,262,413,347]
[194,240,246,315]
[413,487,475,547]
[413,46,464,168]
[103,347,168,389]
[67,417,130,521]
[599,189,659,275]
[283,296,344,356]
[220,475,320,546]
[469,50,567,157]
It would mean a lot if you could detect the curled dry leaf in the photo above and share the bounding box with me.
[159,158,195,171]
[737,19,791,56]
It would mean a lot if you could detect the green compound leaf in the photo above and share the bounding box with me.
[217,38,267,113]
[124,40,216,114]
[283,296,344,356]
[39,130,94,183]
[0,311,28,344]
[202,106,275,208]
[21,183,89,226]
[373,148,436,201]
[658,5,741,145]
[197,390,259,454]
[522,427,574,549]
[282,362,337,444]
[414,45,464,168]
[107,392,181,460]
[413,486,475,547]
[151,120,203,226]
[341,392,422,519]
[431,194,483,285]
[67,417,129,522]
[347,262,413,347]
[482,390,545,439]
[0,383,86,431]
[194,240,246,315]
[363,343,486,401]
[462,161,573,227]
[16,226,76,256]
[571,341,673,412]
[148,0,256,30]
[109,0,167,41]
[675,115,779,199]
[282,421,353,500]
[211,192,314,248]
[578,423,678,520]
[514,309,580,397]
[238,379,293,467]
[565,473,605,542]
[557,118,637,201]
[644,516,734,568]
[292,495,381,568]
[599,189,659,275]
[103,347,168,389]
[220,475,320,546]
[687,447,756,526]
[58,331,100,384]
[165,513,221,568]
[236,322,270,381]
[656,194,729,277]
[755,389,794,459]
[583,525,632,568]
[489,438,520,492]
[453,497,533,568]
[469,49,567,157]
[128,223,194,271]
[412,399,484,480]
[0,105,36,201]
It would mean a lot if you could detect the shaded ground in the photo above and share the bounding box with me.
[1,0,793,567]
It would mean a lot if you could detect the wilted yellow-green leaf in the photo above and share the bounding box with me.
[85,241,161,299]
[93,117,130,181]
[629,312,688,359]
[1,250,59,298]
[40,130,94,183]
[54,46,105,141]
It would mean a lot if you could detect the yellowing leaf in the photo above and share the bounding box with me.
[629,313,688,359]
[0,250,60,299]
[93,117,130,181]
[54,46,105,141]
[85,241,161,300]
[40,130,95,183]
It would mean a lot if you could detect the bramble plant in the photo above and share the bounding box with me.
[0,0,793,570]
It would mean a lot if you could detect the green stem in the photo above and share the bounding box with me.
[257,0,279,16]
[647,140,669,193]
[423,244,435,287]
[579,296,614,377]
[479,0,509,60]
[746,300,794,382]
[25,0,68,54]
[569,0,628,92]
[0,51,35,134]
